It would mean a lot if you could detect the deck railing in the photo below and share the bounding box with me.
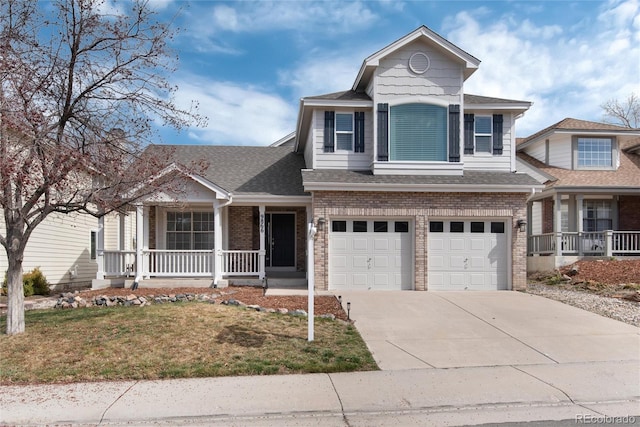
[528,231,640,256]
[103,250,136,276]
[221,250,261,276]
[145,250,213,277]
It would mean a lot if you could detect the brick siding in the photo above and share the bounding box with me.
[312,191,529,291]
[542,197,554,233]
[619,196,640,230]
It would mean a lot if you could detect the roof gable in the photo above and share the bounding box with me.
[353,25,480,92]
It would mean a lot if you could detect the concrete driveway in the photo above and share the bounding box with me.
[336,291,640,370]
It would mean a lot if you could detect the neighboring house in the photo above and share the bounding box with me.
[0,211,129,291]
[94,26,543,292]
[516,118,640,272]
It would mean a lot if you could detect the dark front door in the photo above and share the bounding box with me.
[266,213,296,267]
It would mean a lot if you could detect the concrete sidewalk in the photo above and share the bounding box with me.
[2,361,638,426]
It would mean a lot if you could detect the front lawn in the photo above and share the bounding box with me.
[0,302,378,384]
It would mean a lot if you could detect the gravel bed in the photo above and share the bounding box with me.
[526,282,640,327]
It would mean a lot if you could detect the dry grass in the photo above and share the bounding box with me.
[0,302,377,384]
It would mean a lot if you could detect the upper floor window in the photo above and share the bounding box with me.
[389,103,447,161]
[324,111,365,153]
[335,113,353,151]
[577,137,612,168]
[167,211,214,250]
[474,116,492,153]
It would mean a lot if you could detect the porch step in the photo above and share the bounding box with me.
[228,277,307,289]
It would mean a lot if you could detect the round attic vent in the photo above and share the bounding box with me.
[409,52,430,74]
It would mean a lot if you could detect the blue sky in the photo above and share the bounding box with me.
[113,0,638,145]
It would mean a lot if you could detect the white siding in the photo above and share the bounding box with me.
[531,201,543,234]
[0,210,98,287]
[526,140,547,163]
[304,113,314,169]
[547,135,572,169]
[463,112,515,172]
[314,109,374,170]
[374,39,462,105]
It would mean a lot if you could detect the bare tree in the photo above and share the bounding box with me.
[0,0,206,334]
[601,93,640,128]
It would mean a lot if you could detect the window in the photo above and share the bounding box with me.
[583,200,612,232]
[474,116,492,153]
[577,137,612,168]
[490,222,505,233]
[90,231,97,260]
[471,222,485,233]
[167,212,214,250]
[395,221,409,233]
[374,221,388,232]
[450,222,464,233]
[430,221,443,232]
[335,113,353,151]
[353,221,368,232]
[390,103,447,161]
[332,221,347,232]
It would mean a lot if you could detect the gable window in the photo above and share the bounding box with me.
[390,103,447,161]
[583,200,612,232]
[335,113,353,151]
[474,116,492,153]
[577,137,612,168]
[167,212,214,250]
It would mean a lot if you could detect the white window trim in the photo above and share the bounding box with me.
[166,210,215,251]
[334,111,354,152]
[474,115,493,154]
[573,136,617,170]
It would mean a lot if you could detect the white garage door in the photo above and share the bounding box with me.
[329,219,412,290]
[428,220,509,291]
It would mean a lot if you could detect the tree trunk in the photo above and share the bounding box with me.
[5,253,25,335]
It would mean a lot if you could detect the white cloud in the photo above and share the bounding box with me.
[173,78,297,146]
[443,0,640,136]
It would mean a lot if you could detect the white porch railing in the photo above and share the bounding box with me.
[528,231,640,256]
[145,250,213,277]
[103,250,136,276]
[222,250,261,276]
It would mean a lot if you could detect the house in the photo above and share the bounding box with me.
[93,25,543,292]
[0,211,128,292]
[516,118,640,271]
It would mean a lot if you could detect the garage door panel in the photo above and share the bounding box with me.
[352,255,368,268]
[329,220,412,290]
[352,238,368,251]
[428,220,508,291]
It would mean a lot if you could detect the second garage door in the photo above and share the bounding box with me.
[428,219,509,291]
[329,219,413,290]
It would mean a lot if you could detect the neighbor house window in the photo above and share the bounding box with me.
[474,116,492,153]
[577,137,612,168]
[90,231,97,260]
[583,200,612,232]
[390,103,447,161]
[335,113,353,151]
[166,212,214,250]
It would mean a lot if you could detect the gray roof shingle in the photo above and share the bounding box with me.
[302,169,540,188]
[144,145,308,196]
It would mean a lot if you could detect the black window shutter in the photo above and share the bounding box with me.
[377,104,388,161]
[354,112,365,153]
[324,111,335,153]
[448,105,460,162]
[464,113,474,154]
[492,114,503,155]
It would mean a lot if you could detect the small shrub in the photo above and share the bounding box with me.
[1,267,50,296]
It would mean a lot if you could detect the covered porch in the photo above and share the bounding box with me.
[526,191,640,271]
[93,198,312,288]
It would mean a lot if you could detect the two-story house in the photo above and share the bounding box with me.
[517,118,640,272]
[92,26,542,292]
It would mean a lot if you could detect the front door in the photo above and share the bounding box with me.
[265,213,296,268]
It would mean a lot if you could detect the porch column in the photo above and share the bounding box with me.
[213,200,223,285]
[143,206,150,279]
[555,193,563,256]
[96,215,105,280]
[258,205,266,280]
[135,204,144,283]
[576,195,584,255]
